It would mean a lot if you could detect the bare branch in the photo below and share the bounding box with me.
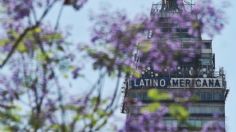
[106,70,121,111]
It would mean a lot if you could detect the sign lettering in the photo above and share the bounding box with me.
[129,78,224,88]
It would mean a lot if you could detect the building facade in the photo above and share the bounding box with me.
[121,0,228,131]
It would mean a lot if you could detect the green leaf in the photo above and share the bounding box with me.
[148,89,159,99]
[50,124,61,130]
[133,70,141,78]
[137,40,152,52]
[0,111,21,123]
[29,113,44,129]
[84,114,93,120]
[169,104,189,121]
[122,66,141,78]
[97,109,107,117]
[64,105,78,111]
[8,30,19,38]
[69,65,76,70]
[141,102,161,113]
[36,51,53,62]
[36,52,47,61]
[63,74,68,78]
[91,119,97,127]
[17,43,27,53]
[42,33,63,41]
[91,97,99,105]
[73,114,81,121]
[148,89,170,100]
[0,39,9,46]
[34,27,42,33]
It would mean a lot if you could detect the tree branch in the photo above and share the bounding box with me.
[0,25,38,68]
[106,70,121,111]
[0,0,59,68]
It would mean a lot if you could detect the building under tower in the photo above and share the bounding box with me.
[121,0,229,131]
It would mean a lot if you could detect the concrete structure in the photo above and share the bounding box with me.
[121,0,228,131]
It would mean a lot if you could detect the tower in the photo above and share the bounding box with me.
[121,0,228,131]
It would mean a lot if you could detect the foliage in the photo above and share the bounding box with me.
[0,0,228,132]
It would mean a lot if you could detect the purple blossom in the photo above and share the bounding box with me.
[201,121,225,132]
[88,0,226,74]
[2,0,32,20]
[121,106,178,132]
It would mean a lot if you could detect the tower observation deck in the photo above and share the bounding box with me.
[121,0,228,131]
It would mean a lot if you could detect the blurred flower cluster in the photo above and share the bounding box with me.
[87,0,227,75]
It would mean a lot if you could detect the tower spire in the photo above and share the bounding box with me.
[160,0,183,12]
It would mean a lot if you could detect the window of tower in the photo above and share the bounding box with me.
[182,42,195,48]
[188,104,225,114]
[176,28,188,33]
[203,42,212,49]
[199,58,211,65]
[161,27,172,33]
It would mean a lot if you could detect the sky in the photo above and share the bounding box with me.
[48,0,236,131]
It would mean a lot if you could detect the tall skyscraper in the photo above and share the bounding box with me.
[121,0,228,131]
